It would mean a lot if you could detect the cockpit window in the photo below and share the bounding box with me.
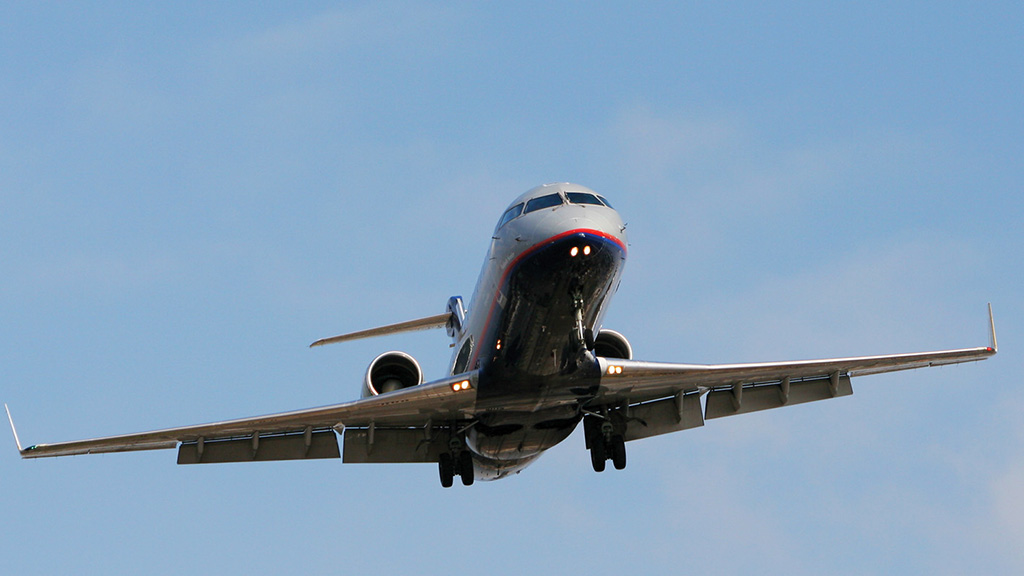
[524,193,564,214]
[497,203,524,229]
[566,192,604,206]
[596,195,614,209]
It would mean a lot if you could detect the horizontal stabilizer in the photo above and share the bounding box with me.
[310,313,451,347]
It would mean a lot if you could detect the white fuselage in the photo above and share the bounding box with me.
[446,183,628,479]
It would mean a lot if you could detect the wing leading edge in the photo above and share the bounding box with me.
[12,371,479,460]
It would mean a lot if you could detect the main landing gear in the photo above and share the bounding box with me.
[585,414,626,473]
[438,440,475,488]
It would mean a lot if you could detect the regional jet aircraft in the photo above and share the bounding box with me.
[7,183,998,487]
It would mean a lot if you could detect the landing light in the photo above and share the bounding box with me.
[583,245,591,256]
[607,365,623,375]
[452,380,472,392]
[570,246,579,257]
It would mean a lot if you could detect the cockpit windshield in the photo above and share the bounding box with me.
[498,189,614,231]
[497,203,523,229]
[565,192,605,206]
[524,193,564,214]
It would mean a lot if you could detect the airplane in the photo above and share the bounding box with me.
[6,182,998,488]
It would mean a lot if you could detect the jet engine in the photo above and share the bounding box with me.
[362,351,424,398]
[593,329,632,360]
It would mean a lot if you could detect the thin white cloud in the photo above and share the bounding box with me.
[612,105,744,183]
[238,3,460,60]
[689,236,989,358]
[608,104,938,221]
[987,395,1024,568]
[59,56,173,134]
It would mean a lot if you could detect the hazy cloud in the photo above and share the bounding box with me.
[237,3,459,61]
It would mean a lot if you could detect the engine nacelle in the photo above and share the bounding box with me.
[363,351,424,398]
[593,329,633,360]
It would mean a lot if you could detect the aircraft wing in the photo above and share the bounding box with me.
[591,307,997,441]
[10,371,478,462]
[596,343,996,403]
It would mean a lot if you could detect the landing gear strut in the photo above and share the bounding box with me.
[571,290,597,352]
[438,438,475,488]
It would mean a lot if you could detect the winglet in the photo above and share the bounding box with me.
[988,303,998,353]
[5,404,24,453]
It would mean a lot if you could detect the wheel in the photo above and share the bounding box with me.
[610,434,626,470]
[439,453,454,488]
[590,441,606,472]
[459,450,475,486]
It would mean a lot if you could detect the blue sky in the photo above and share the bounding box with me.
[2,3,1022,574]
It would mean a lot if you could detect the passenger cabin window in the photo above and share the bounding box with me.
[524,193,563,214]
[497,203,524,229]
[566,192,604,206]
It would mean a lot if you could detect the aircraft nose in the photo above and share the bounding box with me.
[557,207,627,253]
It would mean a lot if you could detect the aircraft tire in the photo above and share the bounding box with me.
[439,453,454,488]
[590,442,606,472]
[610,435,626,470]
[459,450,475,486]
